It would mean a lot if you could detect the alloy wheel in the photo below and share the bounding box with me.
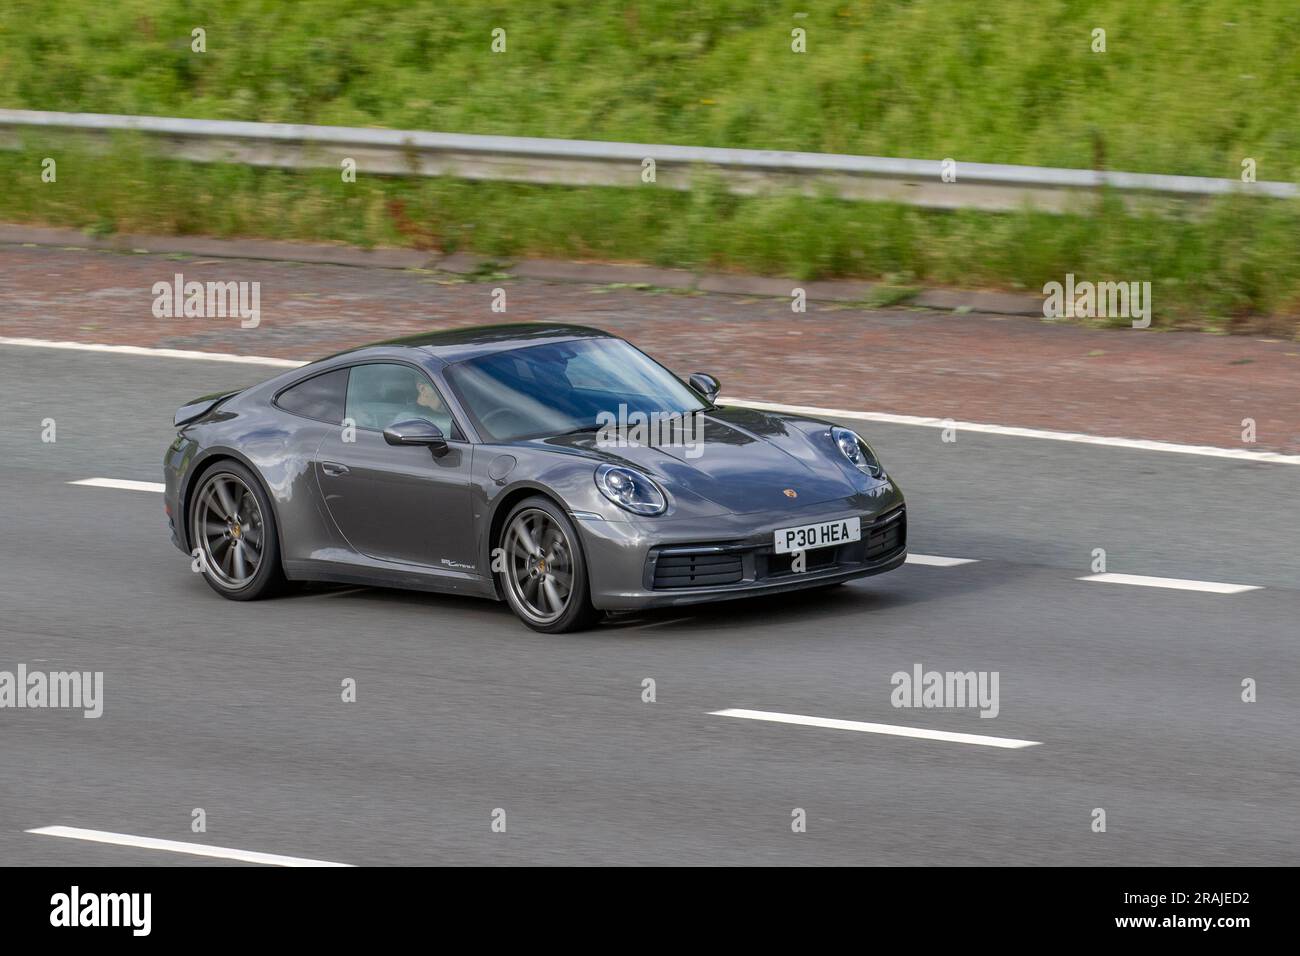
[503,507,575,626]
[192,472,265,589]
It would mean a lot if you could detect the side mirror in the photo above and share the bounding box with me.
[688,372,721,403]
[383,418,448,455]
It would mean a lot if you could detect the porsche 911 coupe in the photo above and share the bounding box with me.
[163,324,906,631]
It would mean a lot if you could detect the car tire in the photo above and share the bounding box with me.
[188,460,287,601]
[497,496,603,633]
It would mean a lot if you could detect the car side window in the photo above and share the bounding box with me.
[345,363,457,437]
[275,368,349,424]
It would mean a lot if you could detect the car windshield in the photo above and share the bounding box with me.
[445,337,707,442]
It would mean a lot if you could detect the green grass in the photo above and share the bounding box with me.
[2,0,1299,179]
[2,1,1299,333]
[4,141,1298,334]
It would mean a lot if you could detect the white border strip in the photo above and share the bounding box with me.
[1,337,1294,465]
[1078,572,1261,594]
[69,478,165,493]
[27,825,353,867]
[724,398,1300,466]
[710,708,1040,749]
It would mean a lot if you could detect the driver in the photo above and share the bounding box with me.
[416,381,447,416]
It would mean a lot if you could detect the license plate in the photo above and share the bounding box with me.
[773,516,861,554]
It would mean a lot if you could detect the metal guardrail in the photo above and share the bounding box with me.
[1,108,1295,213]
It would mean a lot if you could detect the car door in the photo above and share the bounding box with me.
[315,361,477,572]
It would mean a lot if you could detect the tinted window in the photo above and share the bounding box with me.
[345,363,456,436]
[276,368,348,423]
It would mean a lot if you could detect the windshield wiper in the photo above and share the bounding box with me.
[552,423,601,437]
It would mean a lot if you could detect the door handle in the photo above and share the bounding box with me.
[321,461,350,477]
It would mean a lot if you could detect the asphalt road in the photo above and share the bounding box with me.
[0,344,1296,865]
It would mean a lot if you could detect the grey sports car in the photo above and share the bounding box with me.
[163,324,906,632]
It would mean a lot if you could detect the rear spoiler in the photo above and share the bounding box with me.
[174,389,242,427]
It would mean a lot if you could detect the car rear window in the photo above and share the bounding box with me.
[275,368,348,424]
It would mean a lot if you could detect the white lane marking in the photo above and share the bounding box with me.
[710,708,1040,749]
[1,338,1294,465]
[69,478,165,493]
[0,336,304,368]
[1078,572,1261,594]
[906,553,978,567]
[26,826,353,867]
[724,398,1300,466]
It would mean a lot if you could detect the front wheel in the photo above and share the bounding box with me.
[498,497,603,633]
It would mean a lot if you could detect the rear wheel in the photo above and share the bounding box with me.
[498,497,603,633]
[189,461,286,600]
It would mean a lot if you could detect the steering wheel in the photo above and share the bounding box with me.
[480,407,530,436]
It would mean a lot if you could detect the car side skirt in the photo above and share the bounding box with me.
[282,559,498,600]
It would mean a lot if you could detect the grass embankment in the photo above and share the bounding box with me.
[2,0,1298,332]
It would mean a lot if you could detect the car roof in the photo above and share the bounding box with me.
[333,322,618,366]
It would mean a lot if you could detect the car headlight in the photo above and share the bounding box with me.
[831,426,884,478]
[594,463,667,516]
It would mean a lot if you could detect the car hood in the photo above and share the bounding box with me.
[540,405,860,515]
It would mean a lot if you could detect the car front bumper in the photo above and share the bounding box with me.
[577,484,907,610]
